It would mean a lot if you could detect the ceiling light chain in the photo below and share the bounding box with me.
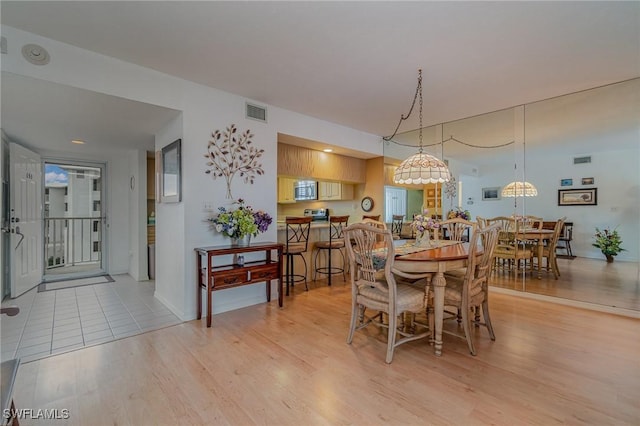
[383,70,422,142]
[387,136,515,150]
[392,70,451,185]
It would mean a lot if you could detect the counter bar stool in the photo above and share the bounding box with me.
[313,215,349,286]
[284,216,312,295]
[391,215,404,239]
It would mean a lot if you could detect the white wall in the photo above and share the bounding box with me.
[128,149,148,281]
[523,146,639,261]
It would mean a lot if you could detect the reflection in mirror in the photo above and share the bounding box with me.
[383,78,639,312]
[521,79,639,310]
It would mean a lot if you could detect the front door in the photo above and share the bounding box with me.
[43,161,106,280]
[10,143,42,297]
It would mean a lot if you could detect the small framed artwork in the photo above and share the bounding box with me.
[161,138,182,203]
[581,177,594,185]
[560,178,573,187]
[558,188,597,206]
[482,187,501,201]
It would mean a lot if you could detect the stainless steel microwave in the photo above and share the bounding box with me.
[294,180,318,201]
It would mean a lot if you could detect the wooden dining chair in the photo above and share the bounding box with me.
[488,216,532,275]
[535,217,566,279]
[439,217,476,242]
[475,216,487,229]
[344,223,429,363]
[427,223,501,355]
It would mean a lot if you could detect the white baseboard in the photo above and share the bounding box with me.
[490,286,640,319]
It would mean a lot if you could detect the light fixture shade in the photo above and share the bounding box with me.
[393,152,451,184]
[501,181,538,197]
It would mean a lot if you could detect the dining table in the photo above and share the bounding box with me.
[392,240,481,357]
[514,228,555,279]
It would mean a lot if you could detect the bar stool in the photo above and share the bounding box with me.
[391,215,404,239]
[313,215,349,286]
[284,217,312,295]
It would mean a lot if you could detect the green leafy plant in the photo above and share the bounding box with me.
[592,227,625,257]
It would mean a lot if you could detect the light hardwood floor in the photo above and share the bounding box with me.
[11,276,640,425]
[490,256,640,311]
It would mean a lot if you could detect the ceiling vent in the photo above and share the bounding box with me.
[246,102,267,123]
[22,43,50,65]
[573,155,591,165]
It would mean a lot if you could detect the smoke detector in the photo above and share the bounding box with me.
[22,43,50,65]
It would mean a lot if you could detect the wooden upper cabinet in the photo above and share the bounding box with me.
[278,143,365,183]
[318,181,353,201]
[277,177,297,203]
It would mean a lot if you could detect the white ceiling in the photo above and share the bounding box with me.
[1,1,639,155]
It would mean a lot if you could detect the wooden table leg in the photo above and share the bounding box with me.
[266,250,272,302]
[278,247,284,307]
[432,272,446,357]
[207,254,212,327]
[537,237,544,279]
[197,253,202,320]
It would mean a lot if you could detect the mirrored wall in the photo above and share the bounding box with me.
[383,78,640,311]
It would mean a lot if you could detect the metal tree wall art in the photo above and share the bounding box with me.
[444,176,457,208]
[204,124,265,199]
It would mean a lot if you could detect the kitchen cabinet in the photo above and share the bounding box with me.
[278,177,297,203]
[318,181,353,201]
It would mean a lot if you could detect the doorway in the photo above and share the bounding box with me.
[43,161,107,280]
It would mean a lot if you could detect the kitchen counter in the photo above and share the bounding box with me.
[276,221,330,231]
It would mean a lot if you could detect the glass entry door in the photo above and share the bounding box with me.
[43,161,106,280]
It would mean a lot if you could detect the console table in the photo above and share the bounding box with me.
[195,242,284,327]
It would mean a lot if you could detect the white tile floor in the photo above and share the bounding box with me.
[1,274,181,363]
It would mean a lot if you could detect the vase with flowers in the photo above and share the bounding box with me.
[411,210,440,247]
[447,207,472,221]
[209,199,273,246]
[592,226,624,262]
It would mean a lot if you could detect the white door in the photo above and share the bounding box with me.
[10,143,42,297]
[384,186,407,223]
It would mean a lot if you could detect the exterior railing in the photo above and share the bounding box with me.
[44,217,103,270]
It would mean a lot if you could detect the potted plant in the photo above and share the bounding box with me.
[592,227,624,262]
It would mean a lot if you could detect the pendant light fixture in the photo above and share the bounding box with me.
[501,105,538,198]
[501,181,538,197]
[389,70,451,184]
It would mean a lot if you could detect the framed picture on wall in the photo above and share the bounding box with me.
[560,178,573,187]
[581,177,594,185]
[482,187,501,201]
[558,188,597,206]
[161,138,182,203]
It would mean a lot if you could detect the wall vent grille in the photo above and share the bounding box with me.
[573,156,591,164]
[246,103,267,123]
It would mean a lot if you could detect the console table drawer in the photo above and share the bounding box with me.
[214,270,249,288]
[250,263,279,281]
